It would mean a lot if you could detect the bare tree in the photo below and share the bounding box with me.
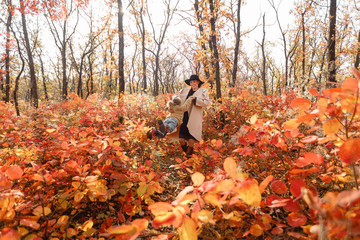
[327,0,337,86]
[117,0,125,95]
[20,0,38,108]
[147,0,180,96]
[45,1,80,100]
[231,0,242,87]
[3,0,13,102]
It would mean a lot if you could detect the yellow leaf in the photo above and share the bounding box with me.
[250,114,258,124]
[179,217,197,240]
[323,119,342,135]
[197,210,213,223]
[216,180,235,192]
[46,129,56,133]
[236,179,261,207]
[191,172,205,186]
[204,193,222,208]
[81,220,93,231]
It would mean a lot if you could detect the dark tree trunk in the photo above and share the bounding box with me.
[5,0,12,102]
[20,0,38,108]
[39,57,49,101]
[209,0,221,99]
[231,0,242,87]
[355,31,360,69]
[261,14,267,96]
[327,0,337,85]
[118,0,125,95]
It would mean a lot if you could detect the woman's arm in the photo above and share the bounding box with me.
[194,88,210,108]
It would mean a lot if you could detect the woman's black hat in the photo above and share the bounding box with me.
[185,74,205,86]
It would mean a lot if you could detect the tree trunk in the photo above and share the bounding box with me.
[20,0,38,108]
[231,0,242,87]
[5,0,12,103]
[261,14,267,96]
[355,31,360,69]
[118,0,125,95]
[327,0,337,85]
[209,0,221,99]
[39,57,49,101]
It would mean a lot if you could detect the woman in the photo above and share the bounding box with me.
[172,74,210,158]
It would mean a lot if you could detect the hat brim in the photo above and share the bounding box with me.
[185,79,205,86]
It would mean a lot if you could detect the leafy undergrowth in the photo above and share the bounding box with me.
[1,69,360,240]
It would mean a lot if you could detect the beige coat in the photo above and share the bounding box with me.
[170,87,210,141]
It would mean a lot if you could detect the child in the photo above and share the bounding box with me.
[149,96,195,139]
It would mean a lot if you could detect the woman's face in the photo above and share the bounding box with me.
[190,80,200,91]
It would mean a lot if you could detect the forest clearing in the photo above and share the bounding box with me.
[1,0,360,239]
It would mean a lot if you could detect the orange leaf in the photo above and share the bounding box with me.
[20,216,40,229]
[0,174,12,191]
[309,88,319,96]
[152,212,176,229]
[323,119,342,135]
[341,77,359,94]
[61,140,68,150]
[106,224,137,235]
[259,175,273,193]
[287,212,307,227]
[339,138,360,164]
[283,119,300,130]
[191,172,205,187]
[179,217,197,240]
[216,179,235,193]
[131,219,148,232]
[0,228,20,240]
[224,157,237,179]
[250,224,263,237]
[148,202,173,216]
[290,98,311,110]
[270,180,287,195]
[6,165,23,180]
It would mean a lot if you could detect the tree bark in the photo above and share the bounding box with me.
[209,0,221,99]
[118,0,125,95]
[327,0,337,85]
[261,14,267,96]
[4,0,13,103]
[355,31,360,69]
[20,0,38,108]
[231,0,242,87]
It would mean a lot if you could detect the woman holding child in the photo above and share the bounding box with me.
[173,74,210,157]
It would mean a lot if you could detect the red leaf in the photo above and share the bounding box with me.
[283,198,301,212]
[270,180,287,195]
[338,138,360,164]
[287,212,307,227]
[6,165,23,180]
[290,179,306,198]
[304,152,323,165]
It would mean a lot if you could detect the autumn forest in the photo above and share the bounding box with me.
[1,0,360,239]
